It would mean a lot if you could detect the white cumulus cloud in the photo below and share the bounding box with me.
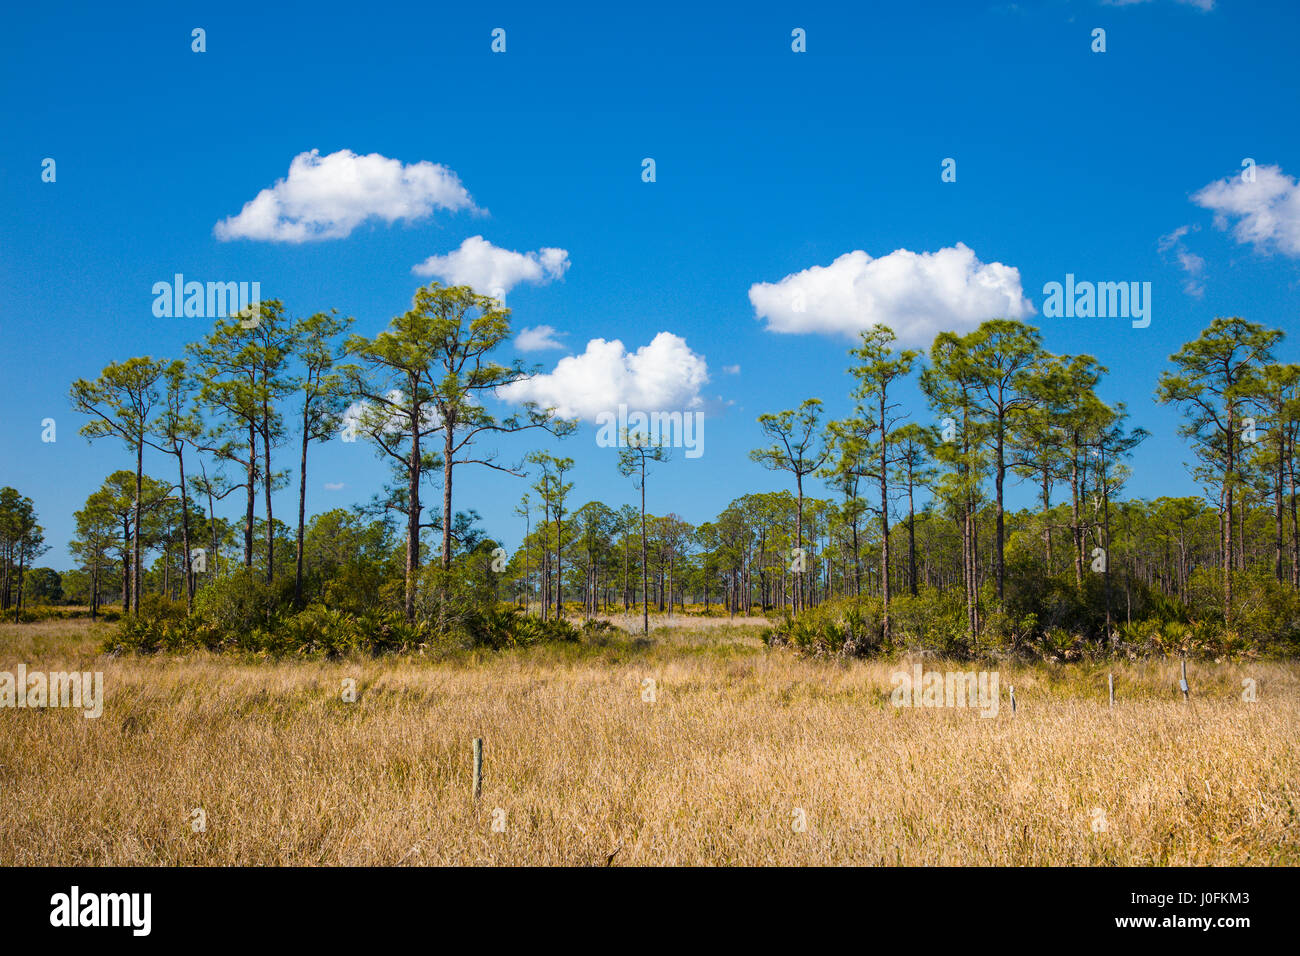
[515,325,566,352]
[498,332,709,420]
[748,243,1033,344]
[1192,164,1300,257]
[412,235,570,294]
[215,148,475,242]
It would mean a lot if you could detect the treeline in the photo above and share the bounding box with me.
[0,487,47,619]
[14,286,1300,657]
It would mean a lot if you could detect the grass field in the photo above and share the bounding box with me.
[2,617,1297,866]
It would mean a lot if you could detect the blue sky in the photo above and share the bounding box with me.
[3,0,1299,568]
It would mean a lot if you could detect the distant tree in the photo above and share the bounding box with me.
[922,336,992,642]
[528,452,575,620]
[1012,354,1091,575]
[289,309,354,606]
[891,423,937,596]
[248,303,297,583]
[846,324,919,642]
[152,360,202,607]
[345,283,574,623]
[822,416,871,599]
[1247,362,1300,583]
[71,494,119,617]
[1157,317,1282,624]
[0,489,45,619]
[714,501,754,615]
[82,472,172,612]
[618,431,670,634]
[960,320,1046,603]
[70,357,167,612]
[189,458,241,577]
[616,503,639,612]
[58,569,95,608]
[23,567,62,605]
[188,306,292,576]
[657,514,694,615]
[1086,402,1148,634]
[1054,356,1108,586]
[513,496,533,609]
[749,398,830,613]
[573,501,617,617]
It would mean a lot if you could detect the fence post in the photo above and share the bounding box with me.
[1009,685,1016,717]
[472,737,483,800]
[1108,672,1115,709]
[1180,658,1190,702]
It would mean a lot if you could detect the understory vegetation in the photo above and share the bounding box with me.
[766,568,1300,660]
[102,563,606,657]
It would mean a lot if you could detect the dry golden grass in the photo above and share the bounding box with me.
[1,617,1296,866]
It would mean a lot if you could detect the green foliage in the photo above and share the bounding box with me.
[1146,568,1300,658]
[21,567,63,605]
[279,605,364,657]
[105,561,581,657]
[416,555,499,634]
[136,592,188,624]
[11,605,121,623]
[459,605,582,649]
[105,594,205,654]
[191,567,288,635]
[765,598,880,656]
[765,565,1300,662]
[884,590,971,655]
[301,509,398,614]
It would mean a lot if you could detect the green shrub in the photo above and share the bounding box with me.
[766,598,881,656]
[885,589,969,655]
[279,605,363,657]
[191,567,287,636]
[416,557,497,634]
[361,610,431,653]
[136,592,188,624]
[104,611,207,654]
[460,605,581,649]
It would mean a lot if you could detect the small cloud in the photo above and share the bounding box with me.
[1158,225,1206,297]
[749,243,1033,344]
[215,149,475,242]
[516,325,567,352]
[498,332,709,421]
[412,236,569,295]
[324,482,345,491]
[722,364,741,374]
[1192,164,1300,258]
